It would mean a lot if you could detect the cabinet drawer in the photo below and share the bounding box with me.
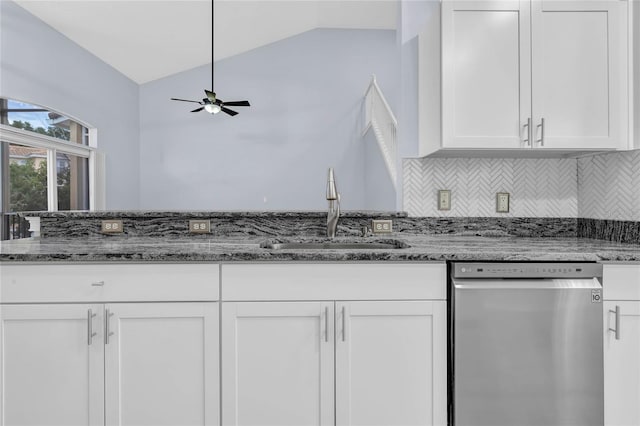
[221,263,446,301]
[603,264,640,301]
[0,263,219,303]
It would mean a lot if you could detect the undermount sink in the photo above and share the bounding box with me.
[260,239,410,250]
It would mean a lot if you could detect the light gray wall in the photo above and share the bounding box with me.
[139,28,399,211]
[363,130,396,210]
[0,0,140,210]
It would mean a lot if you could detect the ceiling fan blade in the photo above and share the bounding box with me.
[204,90,217,103]
[191,107,205,112]
[222,100,251,107]
[171,98,202,104]
[221,107,239,116]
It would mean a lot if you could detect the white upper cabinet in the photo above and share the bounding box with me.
[531,0,627,149]
[432,0,629,155]
[442,0,531,149]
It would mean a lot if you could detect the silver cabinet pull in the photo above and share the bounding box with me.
[523,118,532,147]
[91,281,105,286]
[87,309,97,345]
[536,118,545,146]
[323,307,329,342]
[341,306,346,342]
[105,309,115,344]
[609,305,620,340]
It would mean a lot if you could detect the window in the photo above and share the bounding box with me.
[0,98,98,239]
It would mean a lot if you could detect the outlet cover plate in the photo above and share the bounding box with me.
[101,220,123,234]
[496,192,510,213]
[438,190,451,211]
[371,219,393,234]
[189,219,211,234]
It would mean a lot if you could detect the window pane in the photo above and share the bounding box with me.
[57,152,89,211]
[8,144,48,212]
[5,99,88,145]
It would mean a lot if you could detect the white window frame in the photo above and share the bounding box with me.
[0,123,99,211]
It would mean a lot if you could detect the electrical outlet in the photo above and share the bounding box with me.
[496,192,510,213]
[101,219,123,234]
[371,219,393,234]
[438,190,451,211]
[189,220,211,234]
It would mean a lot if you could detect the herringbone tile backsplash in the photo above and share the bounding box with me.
[578,150,640,221]
[404,151,640,221]
[403,158,578,218]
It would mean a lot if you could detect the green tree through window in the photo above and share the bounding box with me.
[9,159,47,212]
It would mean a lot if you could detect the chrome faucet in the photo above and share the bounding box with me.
[326,168,340,238]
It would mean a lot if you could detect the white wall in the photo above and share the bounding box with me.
[0,0,140,210]
[139,29,399,211]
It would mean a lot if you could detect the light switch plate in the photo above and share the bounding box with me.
[438,190,451,211]
[371,219,393,234]
[101,220,123,234]
[189,220,211,234]
[496,192,510,213]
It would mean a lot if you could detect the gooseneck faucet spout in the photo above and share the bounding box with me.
[326,168,340,238]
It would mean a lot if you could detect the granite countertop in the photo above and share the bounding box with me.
[2,234,640,262]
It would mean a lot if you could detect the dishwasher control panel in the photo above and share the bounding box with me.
[453,262,602,279]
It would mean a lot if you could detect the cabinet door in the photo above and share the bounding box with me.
[222,302,334,426]
[604,301,640,426]
[105,302,219,426]
[335,301,447,426]
[531,0,627,149]
[0,304,104,426]
[442,0,531,149]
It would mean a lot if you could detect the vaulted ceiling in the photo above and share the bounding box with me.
[14,0,398,84]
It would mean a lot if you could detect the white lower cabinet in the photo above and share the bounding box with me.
[0,304,105,426]
[221,302,335,426]
[0,302,219,426]
[222,300,446,426]
[0,263,220,426]
[335,301,447,426]
[603,265,640,426]
[220,263,448,426]
[105,303,219,426]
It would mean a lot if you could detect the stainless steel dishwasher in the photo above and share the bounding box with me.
[450,262,604,426]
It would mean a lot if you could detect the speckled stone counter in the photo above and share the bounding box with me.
[2,234,640,263]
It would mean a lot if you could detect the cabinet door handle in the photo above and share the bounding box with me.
[609,305,620,340]
[324,307,329,342]
[105,309,115,344]
[523,118,532,147]
[341,306,346,342]
[91,281,104,286]
[536,118,545,146]
[87,309,97,345]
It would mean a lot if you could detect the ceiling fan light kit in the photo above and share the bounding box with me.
[170,0,250,117]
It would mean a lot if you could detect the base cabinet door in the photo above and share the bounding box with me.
[335,301,447,426]
[221,302,335,426]
[105,302,219,426]
[604,301,640,426]
[0,304,104,426]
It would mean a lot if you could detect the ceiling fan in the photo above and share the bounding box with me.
[170,0,250,116]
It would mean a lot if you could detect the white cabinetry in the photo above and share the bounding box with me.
[221,263,447,426]
[335,301,446,426]
[603,264,640,426]
[0,263,220,426]
[0,304,104,426]
[221,302,335,426]
[426,0,629,155]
